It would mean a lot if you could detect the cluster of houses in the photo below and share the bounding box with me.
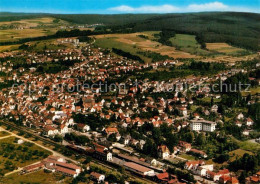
[184,160,239,184]
[158,140,207,159]
[0,38,259,183]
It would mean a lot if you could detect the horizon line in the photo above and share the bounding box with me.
[0,11,259,15]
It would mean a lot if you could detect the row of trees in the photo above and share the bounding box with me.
[112,48,144,63]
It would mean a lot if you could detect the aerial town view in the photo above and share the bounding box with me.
[0,0,259,183]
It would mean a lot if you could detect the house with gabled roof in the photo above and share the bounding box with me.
[158,145,170,159]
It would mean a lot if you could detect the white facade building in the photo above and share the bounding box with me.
[190,119,216,132]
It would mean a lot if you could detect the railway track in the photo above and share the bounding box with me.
[1,121,59,147]
[0,121,155,183]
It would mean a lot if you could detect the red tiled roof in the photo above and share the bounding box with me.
[217,169,230,175]
[250,176,259,182]
[90,172,102,179]
[157,172,169,180]
[56,161,81,170]
[105,127,118,134]
[56,166,77,175]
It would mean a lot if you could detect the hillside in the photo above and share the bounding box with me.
[0,12,260,51]
[103,12,260,51]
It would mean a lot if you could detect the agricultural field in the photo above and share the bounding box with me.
[0,170,72,184]
[0,136,51,176]
[0,17,70,43]
[0,28,57,42]
[0,44,20,52]
[93,32,196,63]
[94,32,257,63]
[0,17,68,29]
[206,43,250,56]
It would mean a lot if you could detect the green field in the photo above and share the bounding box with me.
[228,149,254,162]
[169,34,210,55]
[94,36,153,63]
[0,136,51,175]
[0,28,57,42]
[178,153,196,160]
[231,137,260,153]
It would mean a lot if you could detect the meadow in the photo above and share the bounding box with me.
[0,136,51,175]
[0,28,57,42]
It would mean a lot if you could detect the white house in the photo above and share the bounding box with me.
[195,165,214,176]
[90,172,105,183]
[17,139,24,144]
[246,118,254,126]
[237,113,244,120]
[158,145,170,159]
[44,126,59,136]
[60,124,69,134]
[211,105,218,113]
[77,123,90,132]
[107,152,113,161]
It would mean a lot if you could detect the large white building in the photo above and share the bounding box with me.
[190,119,216,132]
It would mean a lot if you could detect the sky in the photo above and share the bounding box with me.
[0,0,259,14]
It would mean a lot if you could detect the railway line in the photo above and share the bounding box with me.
[0,121,154,183]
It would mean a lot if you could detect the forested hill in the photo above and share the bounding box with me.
[101,12,260,51]
[1,12,260,51]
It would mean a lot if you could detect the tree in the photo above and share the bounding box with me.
[185,132,194,143]
[53,135,63,143]
[107,133,117,142]
[239,171,247,183]
[196,133,206,146]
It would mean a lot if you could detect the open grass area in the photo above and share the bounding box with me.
[0,17,56,26]
[0,28,57,42]
[0,170,72,184]
[0,131,10,137]
[0,136,51,175]
[231,137,260,153]
[0,44,20,52]
[228,149,253,162]
[23,39,73,52]
[206,43,249,56]
[94,32,256,63]
[170,34,210,56]
[178,153,196,160]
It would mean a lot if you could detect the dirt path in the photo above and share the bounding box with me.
[0,126,77,164]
